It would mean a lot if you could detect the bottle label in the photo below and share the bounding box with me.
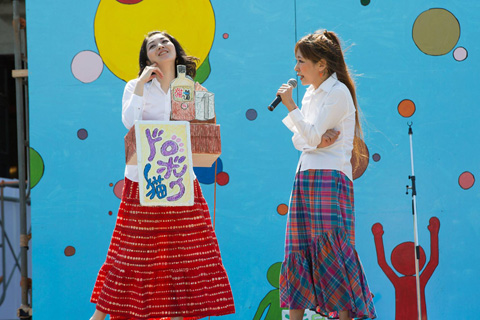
[173,86,193,102]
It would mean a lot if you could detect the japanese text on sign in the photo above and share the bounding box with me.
[173,86,193,102]
[135,121,194,206]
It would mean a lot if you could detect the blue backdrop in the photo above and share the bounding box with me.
[27,0,480,319]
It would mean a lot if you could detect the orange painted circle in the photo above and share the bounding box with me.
[351,137,370,180]
[277,204,288,216]
[398,99,416,118]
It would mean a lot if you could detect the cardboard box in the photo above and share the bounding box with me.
[125,123,221,167]
[190,123,221,167]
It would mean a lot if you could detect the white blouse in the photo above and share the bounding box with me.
[282,73,356,181]
[122,78,171,182]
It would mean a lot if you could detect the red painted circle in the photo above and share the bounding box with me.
[113,179,125,199]
[223,33,229,39]
[391,242,426,276]
[64,246,76,257]
[216,172,230,186]
[116,0,143,4]
[459,171,475,190]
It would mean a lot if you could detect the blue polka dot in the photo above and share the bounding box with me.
[194,158,223,184]
[246,109,257,121]
[77,129,88,140]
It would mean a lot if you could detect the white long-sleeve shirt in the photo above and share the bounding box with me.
[282,73,356,181]
[122,78,171,182]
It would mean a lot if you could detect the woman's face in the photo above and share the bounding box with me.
[146,33,177,66]
[294,50,324,89]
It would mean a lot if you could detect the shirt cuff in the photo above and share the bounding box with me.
[288,108,304,127]
[131,94,144,120]
[282,112,299,133]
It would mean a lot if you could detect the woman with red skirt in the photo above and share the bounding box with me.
[89,31,235,320]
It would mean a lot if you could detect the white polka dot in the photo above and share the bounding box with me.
[453,47,468,61]
[71,51,104,83]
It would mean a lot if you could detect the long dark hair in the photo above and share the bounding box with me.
[295,30,363,140]
[138,31,199,78]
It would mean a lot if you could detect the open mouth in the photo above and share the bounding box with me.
[158,50,168,56]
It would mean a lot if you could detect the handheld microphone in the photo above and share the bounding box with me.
[268,79,297,111]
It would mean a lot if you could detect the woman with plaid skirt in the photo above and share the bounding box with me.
[276,30,376,320]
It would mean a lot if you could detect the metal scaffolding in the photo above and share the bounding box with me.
[0,181,30,311]
[10,0,32,318]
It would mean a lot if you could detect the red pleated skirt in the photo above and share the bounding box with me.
[90,178,235,320]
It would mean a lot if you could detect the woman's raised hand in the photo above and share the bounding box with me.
[139,63,164,84]
[276,83,296,111]
[134,63,164,96]
[317,129,340,148]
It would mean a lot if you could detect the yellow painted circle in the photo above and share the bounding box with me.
[413,8,460,56]
[94,0,215,81]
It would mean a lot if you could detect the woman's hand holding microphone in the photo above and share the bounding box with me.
[276,83,297,112]
[277,82,340,148]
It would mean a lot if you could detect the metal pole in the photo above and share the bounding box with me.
[0,182,7,305]
[406,122,422,320]
[21,25,31,199]
[12,0,30,317]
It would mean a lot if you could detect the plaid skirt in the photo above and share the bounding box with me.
[91,178,235,320]
[280,170,376,319]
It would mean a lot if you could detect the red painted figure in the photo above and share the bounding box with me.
[372,217,440,320]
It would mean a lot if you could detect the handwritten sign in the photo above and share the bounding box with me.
[135,121,194,206]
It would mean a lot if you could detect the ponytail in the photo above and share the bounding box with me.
[295,30,364,158]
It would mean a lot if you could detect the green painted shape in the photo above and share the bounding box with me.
[253,289,282,320]
[254,262,327,320]
[267,262,282,288]
[253,262,287,320]
[194,55,211,84]
[29,147,44,188]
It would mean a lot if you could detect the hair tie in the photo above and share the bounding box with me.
[323,30,333,42]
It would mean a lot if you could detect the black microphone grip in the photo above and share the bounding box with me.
[268,96,282,111]
[268,78,297,112]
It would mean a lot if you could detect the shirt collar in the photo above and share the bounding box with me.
[308,72,338,94]
[151,78,168,95]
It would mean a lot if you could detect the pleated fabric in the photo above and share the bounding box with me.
[91,177,235,320]
[280,170,376,319]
